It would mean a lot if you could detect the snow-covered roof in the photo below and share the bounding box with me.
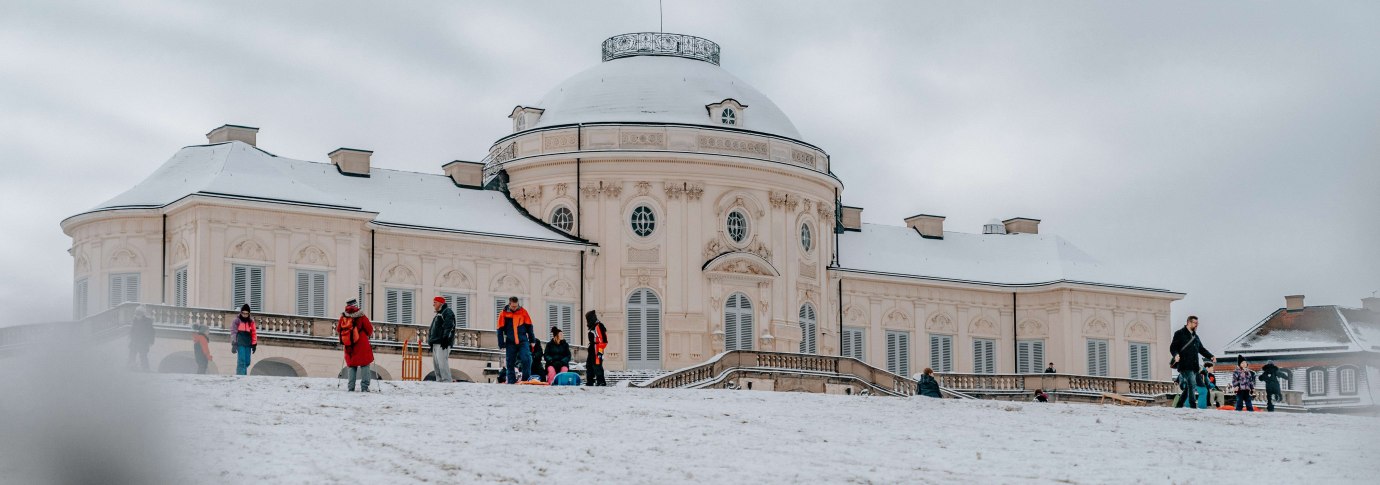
[528,55,802,140]
[1225,305,1380,355]
[74,141,583,245]
[836,223,1176,292]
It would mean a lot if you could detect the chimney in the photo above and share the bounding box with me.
[1285,294,1305,311]
[206,124,258,146]
[1003,217,1040,235]
[1361,296,1378,313]
[903,214,945,239]
[329,148,372,177]
[443,160,485,188]
[840,206,863,231]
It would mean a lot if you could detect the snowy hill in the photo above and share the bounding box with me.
[4,374,1379,484]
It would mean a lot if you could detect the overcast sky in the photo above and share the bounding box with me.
[2,1,1376,348]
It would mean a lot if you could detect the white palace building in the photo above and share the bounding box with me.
[60,33,1184,381]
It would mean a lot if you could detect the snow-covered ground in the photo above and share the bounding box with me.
[6,372,1376,484]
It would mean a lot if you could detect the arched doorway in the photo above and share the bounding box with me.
[626,288,662,370]
[250,359,302,377]
[725,292,753,351]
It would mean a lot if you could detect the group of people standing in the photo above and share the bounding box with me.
[422,295,610,387]
[1169,315,1284,411]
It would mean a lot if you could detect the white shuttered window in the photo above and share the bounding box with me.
[724,293,754,351]
[73,278,89,319]
[295,270,328,317]
[385,288,415,324]
[886,331,911,376]
[1017,340,1044,374]
[108,273,141,309]
[973,338,996,374]
[545,302,574,339]
[1086,339,1110,377]
[929,334,953,372]
[173,267,188,307]
[441,293,470,329]
[230,265,264,312]
[841,327,865,361]
[798,303,818,354]
[626,289,662,369]
[1129,342,1151,380]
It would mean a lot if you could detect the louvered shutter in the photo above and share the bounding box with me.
[74,279,89,319]
[109,274,124,309]
[852,329,865,361]
[312,272,326,317]
[296,272,310,316]
[887,331,910,376]
[386,289,400,323]
[546,303,559,339]
[1087,339,1109,377]
[495,298,507,321]
[799,304,818,354]
[247,267,262,312]
[724,294,738,352]
[645,292,661,362]
[973,339,996,374]
[174,268,188,307]
[560,303,573,340]
[886,332,899,374]
[627,291,643,360]
[400,290,414,324]
[231,266,247,309]
[1017,341,1031,373]
[1033,341,1044,375]
[442,293,469,329]
[930,334,953,372]
[899,332,910,376]
[738,295,754,351]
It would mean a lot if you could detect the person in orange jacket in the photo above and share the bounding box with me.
[191,324,213,374]
[585,310,608,386]
[496,297,536,384]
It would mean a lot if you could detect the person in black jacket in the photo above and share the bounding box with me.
[528,338,545,382]
[127,305,155,371]
[544,327,573,382]
[428,296,456,383]
[1168,315,1215,408]
[1260,360,1282,412]
[916,367,942,398]
[585,311,608,386]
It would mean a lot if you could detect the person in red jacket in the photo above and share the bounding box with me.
[338,299,374,392]
[231,304,258,375]
[496,297,536,384]
[585,310,608,386]
[191,324,213,374]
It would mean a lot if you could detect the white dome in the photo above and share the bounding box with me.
[528,42,802,140]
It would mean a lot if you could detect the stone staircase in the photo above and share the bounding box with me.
[604,369,670,387]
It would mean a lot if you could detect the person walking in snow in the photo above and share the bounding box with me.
[916,367,942,398]
[1169,315,1215,409]
[127,305,155,371]
[544,326,572,382]
[585,310,608,387]
[428,296,456,383]
[1260,360,1283,412]
[529,336,545,382]
[497,297,535,384]
[191,323,213,374]
[231,304,258,375]
[338,299,374,392]
[1231,355,1257,411]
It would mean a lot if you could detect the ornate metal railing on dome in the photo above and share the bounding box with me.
[602,32,720,65]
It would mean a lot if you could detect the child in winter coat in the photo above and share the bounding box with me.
[529,338,545,382]
[1231,356,1257,411]
[545,327,573,382]
[230,304,258,375]
[191,324,213,374]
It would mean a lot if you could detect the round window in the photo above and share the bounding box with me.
[801,223,813,252]
[550,206,573,232]
[721,108,736,125]
[631,205,656,237]
[727,210,748,243]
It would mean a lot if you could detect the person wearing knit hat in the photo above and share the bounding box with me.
[1260,359,1282,412]
[231,303,258,375]
[338,298,375,391]
[427,296,456,383]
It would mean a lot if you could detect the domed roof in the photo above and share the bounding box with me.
[527,33,802,140]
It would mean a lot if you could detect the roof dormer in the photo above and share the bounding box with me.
[706,98,747,128]
[509,106,544,133]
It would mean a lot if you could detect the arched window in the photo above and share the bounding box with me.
[799,303,817,354]
[1339,366,1358,395]
[1307,367,1327,396]
[800,222,813,253]
[726,210,748,243]
[721,108,736,125]
[724,292,754,351]
[631,205,656,237]
[626,288,662,370]
[550,206,573,232]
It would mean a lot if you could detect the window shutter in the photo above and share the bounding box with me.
[248,267,262,312]
[645,293,661,361]
[385,289,399,323]
[739,295,754,351]
[1129,343,1150,380]
[296,272,310,316]
[126,274,140,306]
[442,293,469,329]
[627,291,643,360]
[312,272,326,317]
[232,266,247,309]
[724,294,738,352]
[1033,341,1044,375]
[886,332,898,374]
[108,274,124,309]
[495,298,507,320]
[852,329,864,361]
[547,303,559,339]
[400,290,414,324]
[799,304,818,354]
[897,332,910,376]
[74,279,89,319]
[560,303,573,340]
[1086,339,1109,377]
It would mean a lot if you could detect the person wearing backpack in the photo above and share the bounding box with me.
[191,324,213,374]
[585,310,608,387]
[230,304,258,375]
[544,327,572,382]
[338,299,374,392]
